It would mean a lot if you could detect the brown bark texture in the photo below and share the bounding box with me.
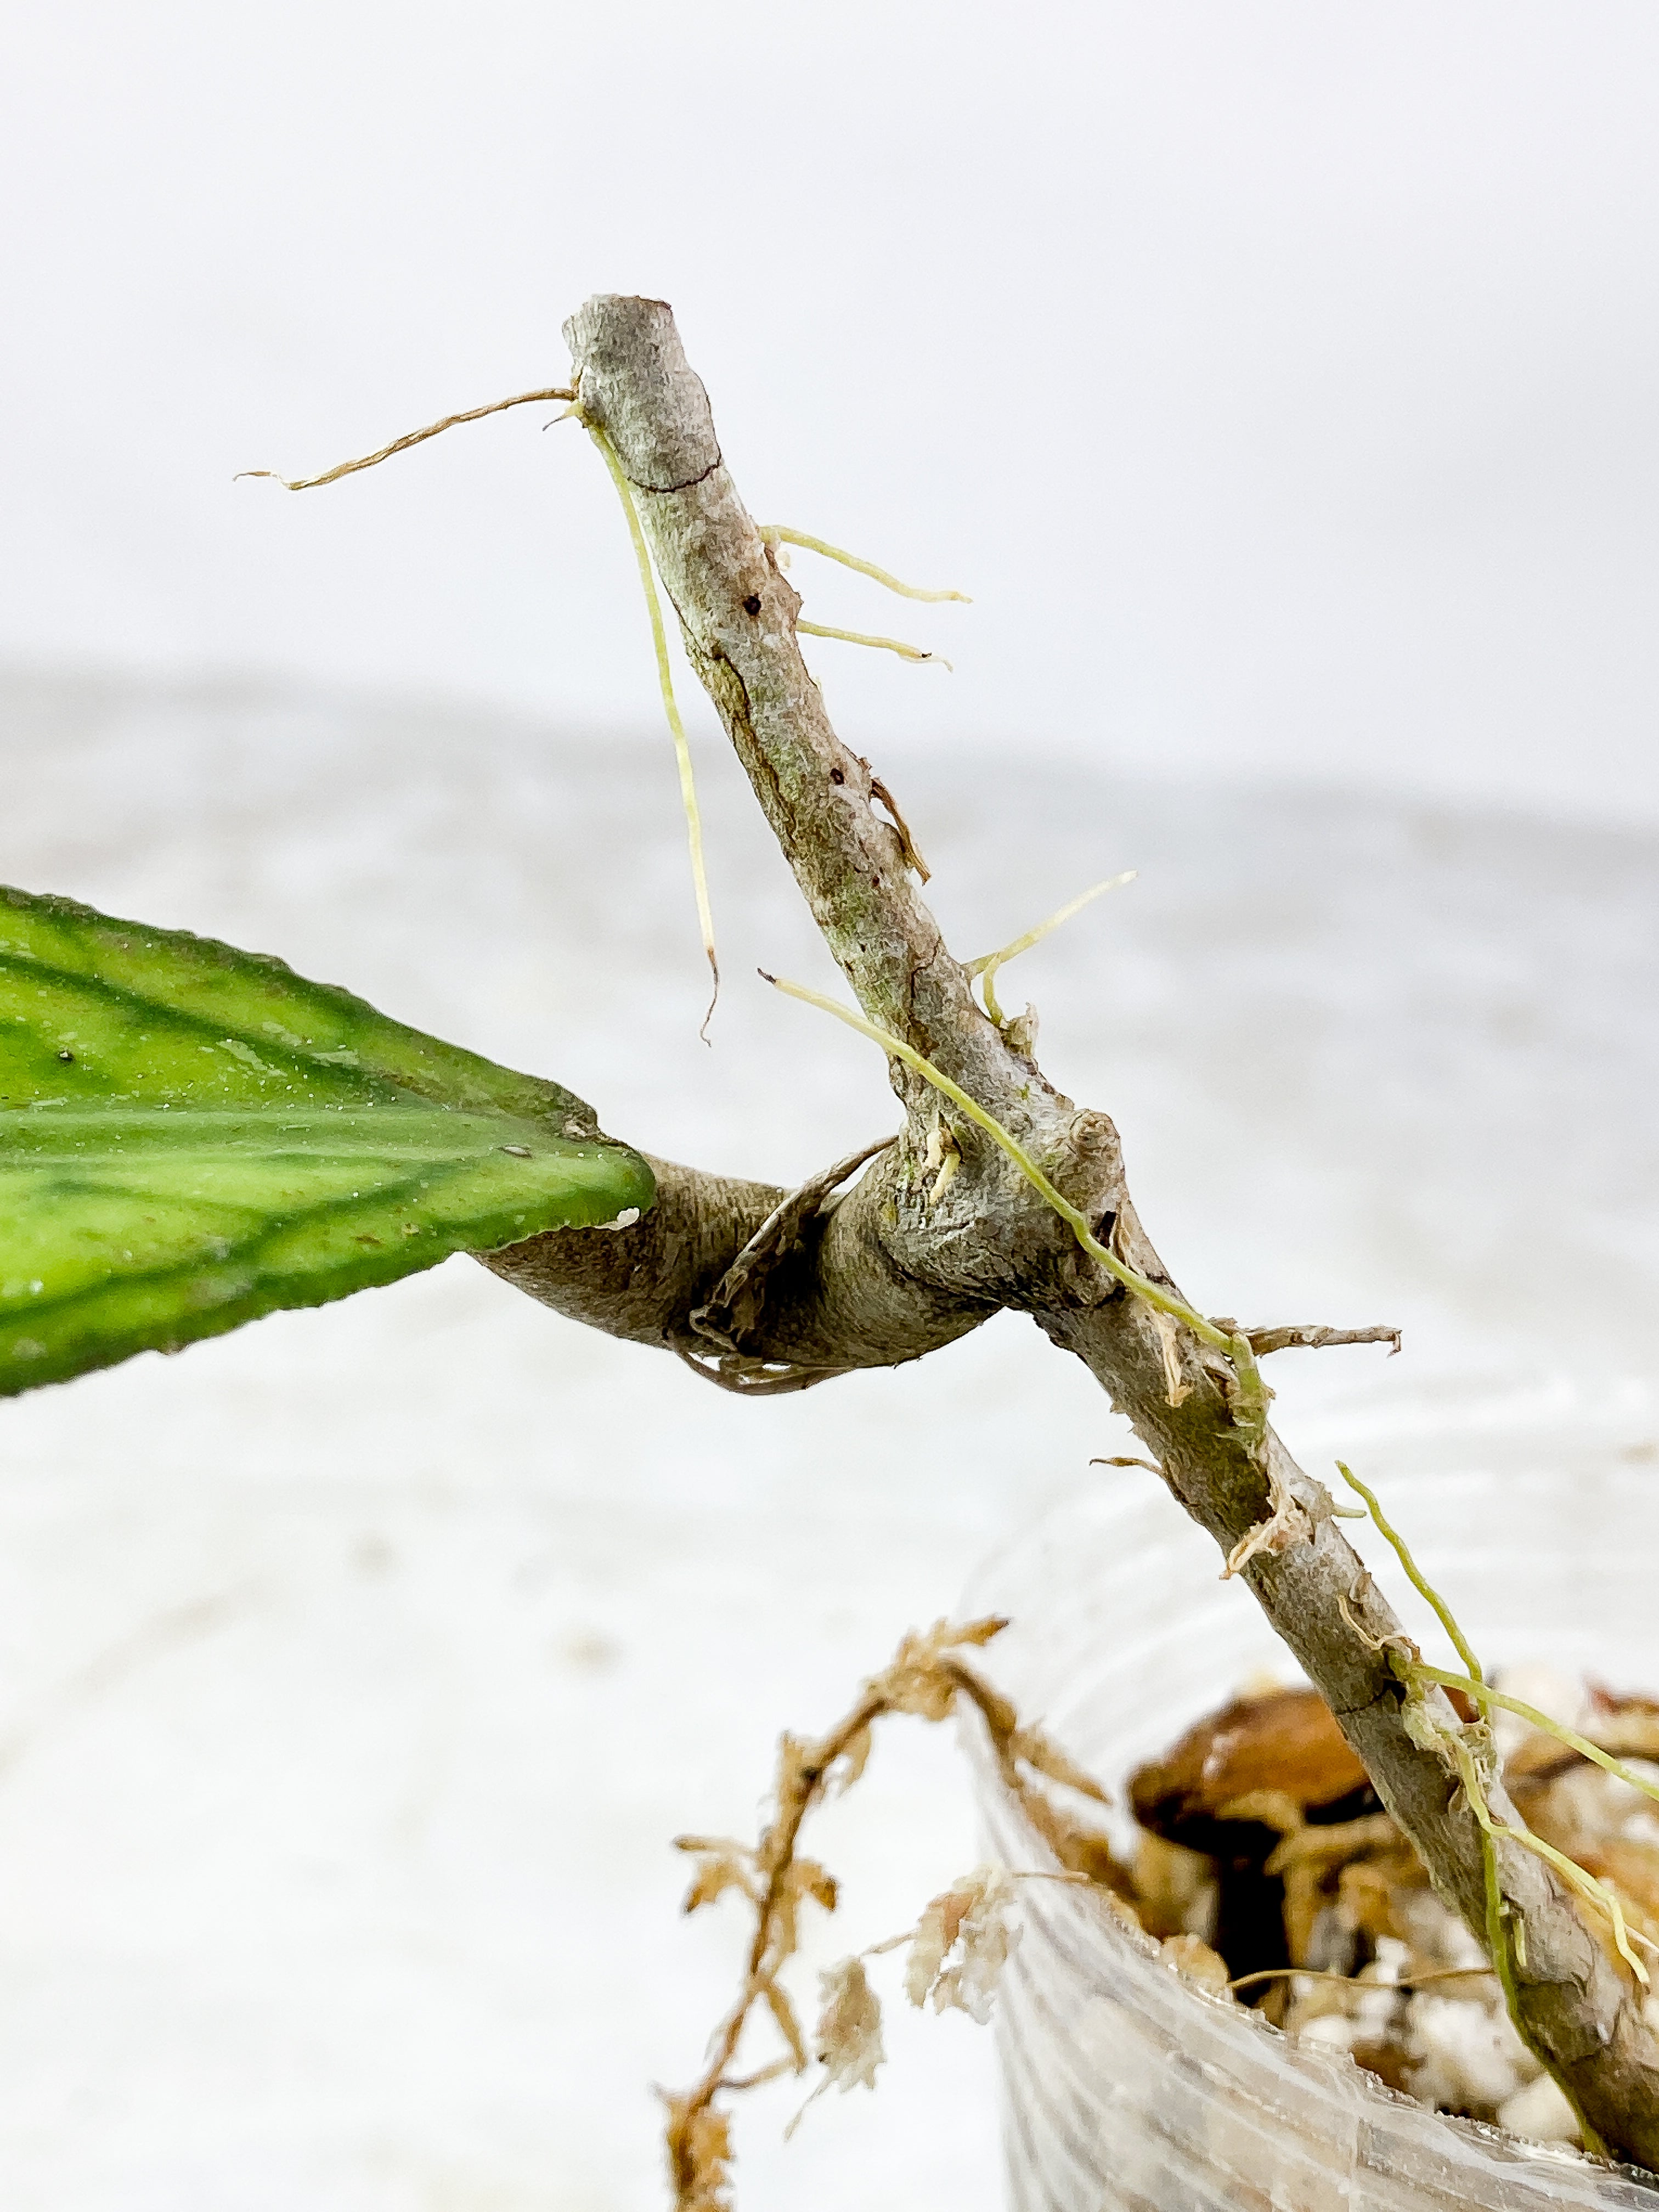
[482,295,1659,2165]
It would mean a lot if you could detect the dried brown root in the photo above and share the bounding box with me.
[663,1616,1125,2211]
[1210,1320,1403,1358]
[235,385,574,490]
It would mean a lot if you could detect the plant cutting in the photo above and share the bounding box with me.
[3,294,1656,2183]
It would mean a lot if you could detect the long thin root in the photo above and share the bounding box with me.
[588,422,720,1035]
[236,385,574,491]
[759,525,970,603]
[798,620,950,669]
[968,873,1136,1028]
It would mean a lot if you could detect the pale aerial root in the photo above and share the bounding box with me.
[1336,1463,1483,1681]
[963,872,1398,1548]
[585,422,720,1039]
[758,524,970,602]
[922,1118,961,1206]
[967,872,1137,1028]
[760,523,967,673]
[761,975,1237,1348]
[1341,1462,1659,1824]
[1415,1664,1659,1813]
[1449,1728,1620,2158]
[761,977,1365,1582]
[238,375,719,1035]
[1222,1345,1401,1573]
[1337,1459,1659,2151]
[763,973,1284,1553]
[797,619,951,669]
[235,385,575,490]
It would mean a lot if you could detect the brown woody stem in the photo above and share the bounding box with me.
[488,295,1659,2165]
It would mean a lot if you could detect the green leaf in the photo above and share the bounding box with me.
[0,887,654,1396]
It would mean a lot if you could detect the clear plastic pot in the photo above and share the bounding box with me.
[964,1438,1659,2208]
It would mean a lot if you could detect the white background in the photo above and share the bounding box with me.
[3,8,1659,2209]
[1,2,1657,817]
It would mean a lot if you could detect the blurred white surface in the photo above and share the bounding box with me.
[1,670,1657,2207]
[2,3,1658,818]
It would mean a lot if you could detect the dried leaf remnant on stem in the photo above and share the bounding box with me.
[761,970,1306,1572]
